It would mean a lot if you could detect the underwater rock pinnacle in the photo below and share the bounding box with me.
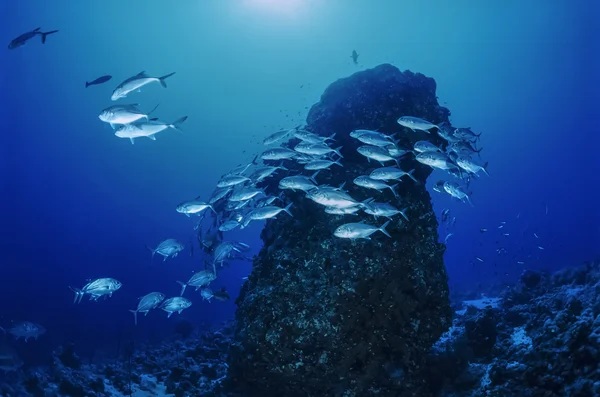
[227,63,453,397]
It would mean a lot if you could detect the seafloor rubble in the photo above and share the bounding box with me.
[0,325,232,397]
[226,64,454,396]
[424,259,600,397]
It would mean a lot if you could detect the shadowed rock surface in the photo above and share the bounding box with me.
[227,63,453,396]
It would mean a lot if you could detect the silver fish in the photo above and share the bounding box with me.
[217,175,251,188]
[306,189,367,209]
[199,287,214,302]
[261,148,298,161]
[160,297,192,318]
[241,203,293,228]
[357,145,399,166]
[397,116,440,133]
[353,176,398,197]
[129,292,165,325]
[413,140,442,153]
[250,164,288,182]
[98,104,149,127]
[304,159,343,170]
[324,206,361,215]
[453,127,481,142]
[369,167,417,183]
[176,200,215,216]
[456,157,489,176]
[334,221,391,240]
[294,142,343,158]
[115,116,187,144]
[229,188,265,202]
[219,219,241,232]
[415,152,455,170]
[363,202,409,221]
[294,130,335,144]
[209,186,233,204]
[443,181,472,206]
[177,266,216,296]
[355,132,396,147]
[278,172,319,192]
[0,322,46,342]
[111,71,176,101]
[263,128,295,145]
[148,239,184,262]
[70,278,122,304]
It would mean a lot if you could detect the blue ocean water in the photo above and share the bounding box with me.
[1,0,597,385]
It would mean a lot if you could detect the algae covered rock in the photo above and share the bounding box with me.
[228,63,453,396]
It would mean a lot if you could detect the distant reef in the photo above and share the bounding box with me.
[226,63,454,396]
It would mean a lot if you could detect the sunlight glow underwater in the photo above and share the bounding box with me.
[241,0,308,17]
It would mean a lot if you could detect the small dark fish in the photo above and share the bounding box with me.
[85,75,112,88]
[480,228,487,233]
[212,287,230,302]
[8,27,58,49]
[476,257,484,262]
[350,49,359,65]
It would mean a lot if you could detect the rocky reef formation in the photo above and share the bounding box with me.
[1,325,232,397]
[426,259,600,396]
[227,64,453,396]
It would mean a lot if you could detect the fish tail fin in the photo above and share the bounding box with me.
[333,146,344,158]
[169,116,188,133]
[209,205,217,214]
[482,161,490,176]
[278,161,289,171]
[407,169,418,183]
[326,132,336,142]
[129,310,138,326]
[476,147,483,159]
[158,72,176,88]
[379,220,391,238]
[69,287,83,304]
[400,208,409,222]
[146,245,156,263]
[176,281,187,296]
[389,183,399,198]
[40,30,58,44]
[147,103,160,116]
[334,159,344,167]
[310,170,320,183]
[467,195,474,207]
[85,81,90,88]
[283,202,293,217]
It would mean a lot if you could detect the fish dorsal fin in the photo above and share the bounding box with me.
[136,71,147,77]
[149,117,159,121]
[33,27,41,32]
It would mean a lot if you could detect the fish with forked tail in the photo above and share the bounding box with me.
[8,27,58,49]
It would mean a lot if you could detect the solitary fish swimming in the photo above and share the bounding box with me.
[85,75,112,88]
[8,27,58,49]
[111,71,176,101]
